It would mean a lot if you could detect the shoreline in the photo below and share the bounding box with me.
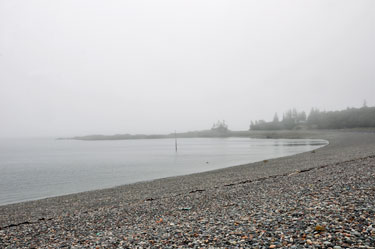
[0,136,327,207]
[1,130,375,248]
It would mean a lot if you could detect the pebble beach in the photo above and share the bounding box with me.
[1,130,375,248]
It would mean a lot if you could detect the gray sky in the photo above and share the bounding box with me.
[1,0,375,137]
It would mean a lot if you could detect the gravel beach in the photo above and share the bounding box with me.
[1,130,375,248]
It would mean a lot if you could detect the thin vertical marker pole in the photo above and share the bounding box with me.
[175,130,178,152]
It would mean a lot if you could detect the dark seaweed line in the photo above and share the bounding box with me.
[1,217,53,230]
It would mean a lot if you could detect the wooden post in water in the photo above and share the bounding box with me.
[175,130,178,152]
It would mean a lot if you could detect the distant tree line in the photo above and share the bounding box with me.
[250,105,375,130]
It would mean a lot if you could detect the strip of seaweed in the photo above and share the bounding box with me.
[1,217,52,230]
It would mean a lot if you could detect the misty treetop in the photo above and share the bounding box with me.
[250,105,375,130]
[211,120,229,133]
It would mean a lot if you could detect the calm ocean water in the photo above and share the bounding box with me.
[0,137,327,205]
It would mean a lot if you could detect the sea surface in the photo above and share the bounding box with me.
[0,137,327,206]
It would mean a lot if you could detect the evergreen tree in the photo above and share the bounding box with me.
[273,113,279,123]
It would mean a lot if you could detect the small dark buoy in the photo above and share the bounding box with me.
[263,160,268,163]
[311,150,316,153]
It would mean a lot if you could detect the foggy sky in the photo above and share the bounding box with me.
[1,0,375,137]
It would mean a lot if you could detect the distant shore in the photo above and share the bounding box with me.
[64,127,375,141]
[2,130,375,248]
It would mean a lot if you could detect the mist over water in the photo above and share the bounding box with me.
[0,137,327,205]
[1,1,375,138]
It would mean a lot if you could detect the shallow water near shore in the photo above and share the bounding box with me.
[0,137,327,206]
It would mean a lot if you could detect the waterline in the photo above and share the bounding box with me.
[0,137,327,205]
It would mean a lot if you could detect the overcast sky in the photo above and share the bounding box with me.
[1,0,374,137]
